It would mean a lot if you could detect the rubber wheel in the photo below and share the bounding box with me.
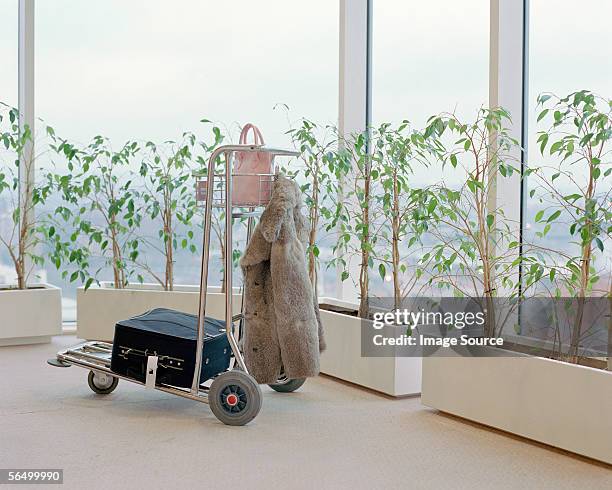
[87,371,119,395]
[209,371,262,426]
[268,376,306,393]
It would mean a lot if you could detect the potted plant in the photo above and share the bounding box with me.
[371,122,433,311]
[47,133,145,291]
[317,124,430,396]
[0,104,61,345]
[136,134,199,290]
[286,119,345,295]
[420,94,612,465]
[419,107,534,328]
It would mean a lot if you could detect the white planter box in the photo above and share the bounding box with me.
[0,283,62,346]
[318,297,421,397]
[421,354,612,464]
[77,283,242,341]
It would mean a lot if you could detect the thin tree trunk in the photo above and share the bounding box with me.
[109,215,123,289]
[308,206,319,296]
[359,170,371,319]
[479,184,496,338]
[568,162,595,362]
[17,156,33,290]
[219,240,226,294]
[607,292,611,371]
[307,169,320,295]
[17,220,26,289]
[568,246,591,362]
[391,171,401,311]
[164,204,173,291]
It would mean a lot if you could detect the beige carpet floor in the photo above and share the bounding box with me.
[0,335,610,490]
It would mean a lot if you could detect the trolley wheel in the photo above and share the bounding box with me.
[87,371,119,395]
[268,374,306,393]
[209,371,262,426]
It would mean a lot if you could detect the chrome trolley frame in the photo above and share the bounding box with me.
[50,145,299,413]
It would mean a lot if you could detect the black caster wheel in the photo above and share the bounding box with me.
[268,374,306,393]
[47,358,71,368]
[209,371,262,426]
[87,371,119,395]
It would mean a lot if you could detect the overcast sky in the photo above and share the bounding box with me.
[2,1,609,148]
[31,0,338,147]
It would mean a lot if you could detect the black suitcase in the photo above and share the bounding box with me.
[110,308,231,388]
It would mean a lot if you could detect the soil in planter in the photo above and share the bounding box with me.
[502,340,608,370]
[0,285,47,291]
[319,303,401,321]
[319,303,359,317]
[318,303,410,321]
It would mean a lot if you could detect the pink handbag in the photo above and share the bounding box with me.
[232,123,273,206]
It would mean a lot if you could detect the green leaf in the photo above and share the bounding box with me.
[537,109,549,122]
[378,263,386,281]
[539,134,549,154]
[546,210,561,222]
[550,141,563,154]
[534,210,544,222]
[538,94,552,105]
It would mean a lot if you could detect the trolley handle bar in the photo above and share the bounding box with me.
[191,144,298,394]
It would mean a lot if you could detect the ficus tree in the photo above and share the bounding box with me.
[531,90,611,362]
[422,107,544,337]
[333,129,382,319]
[136,133,199,291]
[0,104,55,289]
[287,119,348,295]
[49,135,141,290]
[372,122,433,311]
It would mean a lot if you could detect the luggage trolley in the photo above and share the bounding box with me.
[48,144,301,426]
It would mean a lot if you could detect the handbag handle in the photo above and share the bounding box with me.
[239,123,265,146]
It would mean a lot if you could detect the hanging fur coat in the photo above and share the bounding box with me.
[240,175,325,384]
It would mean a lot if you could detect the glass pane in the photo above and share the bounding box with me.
[0,0,17,108]
[0,0,18,286]
[35,0,338,319]
[373,1,489,129]
[527,0,612,267]
[371,0,489,296]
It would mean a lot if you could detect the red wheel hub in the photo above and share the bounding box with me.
[226,393,239,406]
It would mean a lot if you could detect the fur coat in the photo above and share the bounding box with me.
[240,175,325,384]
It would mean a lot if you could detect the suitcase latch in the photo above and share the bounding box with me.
[145,355,159,389]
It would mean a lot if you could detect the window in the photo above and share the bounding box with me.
[34,0,338,317]
[370,0,489,296]
[0,0,18,286]
[373,1,489,129]
[526,0,612,259]
[0,1,17,108]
